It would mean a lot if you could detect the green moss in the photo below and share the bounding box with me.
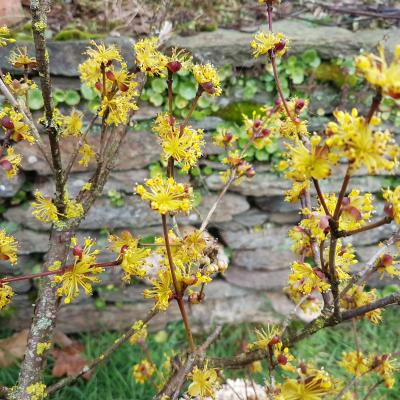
[315,63,358,88]
[214,101,264,124]
[53,29,105,41]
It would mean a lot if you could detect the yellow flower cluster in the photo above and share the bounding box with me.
[153,113,204,172]
[0,26,15,47]
[192,63,222,96]
[52,237,102,304]
[339,351,370,377]
[326,109,399,174]
[356,45,400,99]
[0,108,35,143]
[0,147,22,179]
[340,285,382,324]
[134,37,168,77]
[221,150,255,185]
[129,320,148,345]
[383,186,400,224]
[277,366,335,400]
[60,109,83,137]
[288,261,330,295]
[8,47,37,70]
[188,365,218,398]
[3,72,37,97]
[78,143,96,167]
[132,359,155,384]
[144,269,173,311]
[0,229,18,264]
[136,176,192,214]
[0,283,13,310]
[79,42,138,125]
[251,31,289,58]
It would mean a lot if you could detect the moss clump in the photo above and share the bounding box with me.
[214,101,264,124]
[53,29,105,41]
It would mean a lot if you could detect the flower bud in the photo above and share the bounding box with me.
[188,292,201,304]
[277,354,288,365]
[72,245,83,258]
[0,159,13,171]
[261,128,271,137]
[274,39,286,52]
[167,61,182,73]
[118,82,129,92]
[269,335,280,346]
[201,81,216,95]
[295,99,305,111]
[120,244,129,254]
[183,275,198,286]
[275,98,282,107]
[106,70,115,81]
[253,119,262,129]
[246,167,256,178]
[384,202,394,219]
[319,216,330,230]
[1,116,14,130]
[381,254,393,267]
[95,81,103,92]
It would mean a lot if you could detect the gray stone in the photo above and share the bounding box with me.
[192,117,224,132]
[254,196,298,213]
[36,169,149,197]
[181,193,250,225]
[232,248,294,271]
[0,172,25,198]
[14,229,50,254]
[224,266,289,290]
[220,224,291,250]
[168,21,399,67]
[0,37,136,77]
[14,130,160,176]
[346,223,397,247]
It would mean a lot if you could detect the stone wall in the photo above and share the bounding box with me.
[0,20,399,333]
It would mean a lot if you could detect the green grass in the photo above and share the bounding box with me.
[0,307,399,399]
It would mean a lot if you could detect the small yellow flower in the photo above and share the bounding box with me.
[129,320,148,345]
[60,109,83,137]
[132,359,155,384]
[382,186,400,224]
[370,353,398,388]
[339,351,370,377]
[251,31,289,58]
[26,382,47,400]
[188,365,218,399]
[134,37,168,77]
[144,269,173,311]
[356,44,400,99]
[0,283,13,310]
[31,191,59,223]
[288,262,330,295]
[120,244,150,282]
[136,176,193,214]
[249,325,281,350]
[0,26,15,47]
[78,143,96,167]
[64,198,84,220]
[0,147,22,179]
[192,63,222,96]
[52,237,102,304]
[0,229,18,264]
[0,108,35,143]
[9,47,37,69]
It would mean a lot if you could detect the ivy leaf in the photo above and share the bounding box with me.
[80,83,97,101]
[53,89,66,103]
[302,49,321,68]
[174,95,189,109]
[149,92,163,107]
[27,88,44,110]
[178,82,197,100]
[151,78,167,94]
[255,149,269,161]
[64,90,81,106]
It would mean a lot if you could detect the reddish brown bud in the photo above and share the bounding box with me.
[246,167,256,178]
[381,254,393,267]
[294,117,301,124]
[314,269,326,280]
[224,133,234,143]
[0,159,13,171]
[388,90,400,100]
[106,70,115,81]
[106,60,113,67]
[201,81,216,94]
[277,354,288,365]
[253,119,262,129]
[167,61,182,73]
[1,116,14,130]
[295,99,305,111]
[347,206,362,222]
[319,215,330,230]
[275,98,282,107]
[188,293,201,304]
[341,197,350,207]
[261,128,271,137]
[118,82,129,92]
[72,245,83,258]
[299,361,307,374]
[384,202,394,219]
[95,81,103,91]
[274,39,286,52]
[269,335,280,346]
[120,244,129,254]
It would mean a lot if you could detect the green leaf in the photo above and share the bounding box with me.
[255,149,269,161]
[197,95,211,109]
[174,95,188,109]
[81,83,97,101]
[178,82,197,100]
[302,49,321,68]
[193,190,202,207]
[290,68,305,85]
[149,92,163,107]
[27,88,44,110]
[64,90,81,106]
[88,99,100,113]
[202,166,214,176]
[151,78,167,93]
[53,89,66,103]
